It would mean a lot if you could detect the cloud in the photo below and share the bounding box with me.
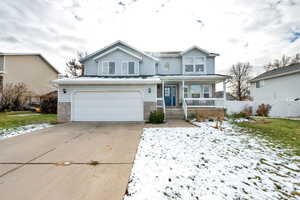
[0,0,299,75]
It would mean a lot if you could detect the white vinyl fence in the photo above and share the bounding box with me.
[224,100,300,118]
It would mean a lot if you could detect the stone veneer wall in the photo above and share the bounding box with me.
[58,102,71,122]
[144,102,157,121]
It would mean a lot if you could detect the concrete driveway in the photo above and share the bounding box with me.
[0,122,143,200]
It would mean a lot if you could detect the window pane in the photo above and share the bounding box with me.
[128,62,135,74]
[256,81,260,88]
[203,85,210,98]
[185,65,193,72]
[190,85,202,98]
[109,62,115,74]
[195,64,204,72]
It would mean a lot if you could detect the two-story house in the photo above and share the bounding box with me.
[54,41,228,122]
[0,53,59,103]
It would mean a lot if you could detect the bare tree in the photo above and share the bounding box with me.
[264,54,300,71]
[65,51,88,77]
[228,62,253,101]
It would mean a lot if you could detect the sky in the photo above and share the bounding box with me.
[1,0,300,75]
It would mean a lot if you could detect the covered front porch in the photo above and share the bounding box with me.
[156,75,228,119]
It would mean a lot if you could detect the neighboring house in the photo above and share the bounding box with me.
[0,53,59,103]
[54,40,229,122]
[250,63,300,102]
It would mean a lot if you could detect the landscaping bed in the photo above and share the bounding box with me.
[124,121,300,200]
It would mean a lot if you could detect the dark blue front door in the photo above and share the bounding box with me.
[164,85,176,106]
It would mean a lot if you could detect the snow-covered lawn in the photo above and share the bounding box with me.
[124,122,300,200]
[0,123,53,140]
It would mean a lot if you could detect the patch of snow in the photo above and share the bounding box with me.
[0,123,53,140]
[124,122,300,200]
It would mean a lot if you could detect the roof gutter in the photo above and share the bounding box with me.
[250,69,300,82]
[53,78,161,85]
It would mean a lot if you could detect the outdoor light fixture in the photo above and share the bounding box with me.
[148,88,151,93]
[63,88,67,94]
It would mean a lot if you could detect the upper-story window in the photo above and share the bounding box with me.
[102,61,139,75]
[102,61,116,75]
[122,61,139,75]
[184,56,206,73]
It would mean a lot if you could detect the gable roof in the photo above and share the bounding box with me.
[250,63,300,82]
[93,46,142,61]
[80,40,159,62]
[0,53,60,74]
[180,45,220,57]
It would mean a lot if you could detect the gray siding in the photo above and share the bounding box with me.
[182,49,215,74]
[83,43,156,76]
[96,50,140,75]
[82,44,216,76]
[157,57,182,75]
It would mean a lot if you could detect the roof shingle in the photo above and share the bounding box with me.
[250,63,300,82]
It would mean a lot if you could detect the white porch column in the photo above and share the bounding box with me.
[182,80,185,107]
[223,80,227,101]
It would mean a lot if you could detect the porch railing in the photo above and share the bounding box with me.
[183,99,188,120]
[156,97,166,118]
[184,98,225,108]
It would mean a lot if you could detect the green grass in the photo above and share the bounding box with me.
[236,118,300,155]
[0,112,57,130]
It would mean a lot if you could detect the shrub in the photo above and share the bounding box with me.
[40,96,57,114]
[149,110,164,123]
[0,83,28,112]
[229,112,248,119]
[242,106,253,117]
[256,104,271,117]
[187,113,197,120]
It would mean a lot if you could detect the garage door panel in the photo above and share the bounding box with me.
[72,91,143,121]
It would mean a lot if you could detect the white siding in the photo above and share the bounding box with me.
[58,84,157,103]
[250,73,300,102]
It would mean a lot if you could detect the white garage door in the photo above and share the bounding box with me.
[72,91,143,121]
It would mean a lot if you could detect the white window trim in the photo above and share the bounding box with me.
[97,61,101,75]
[183,56,206,74]
[121,60,139,76]
[102,61,116,75]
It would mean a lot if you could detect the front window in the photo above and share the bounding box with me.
[203,85,210,98]
[190,85,202,98]
[184,85,211,98]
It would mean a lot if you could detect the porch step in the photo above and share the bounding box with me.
[166,108,185,120]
